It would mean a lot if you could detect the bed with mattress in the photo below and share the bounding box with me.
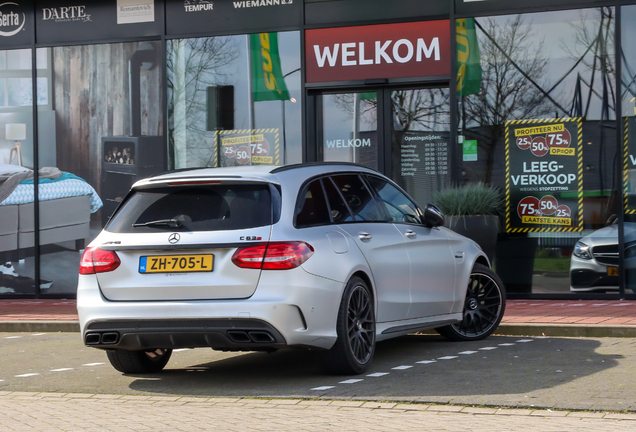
[0,164,102,260]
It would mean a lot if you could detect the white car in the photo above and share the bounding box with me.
[570,221,636,292]
[77,163,506,375]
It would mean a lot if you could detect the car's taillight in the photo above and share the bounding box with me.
[79,247,121,275]
[231,242,314,270]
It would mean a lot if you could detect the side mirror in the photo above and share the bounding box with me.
[423,204,445,228]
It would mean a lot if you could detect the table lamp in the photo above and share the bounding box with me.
[6,123,26,166]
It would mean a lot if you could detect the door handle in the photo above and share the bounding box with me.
[405,230,417,239]
[358,232,372,242]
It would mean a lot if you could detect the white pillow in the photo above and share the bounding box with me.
[0,164,30,175]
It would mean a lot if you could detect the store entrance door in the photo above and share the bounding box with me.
[309,86,452,207]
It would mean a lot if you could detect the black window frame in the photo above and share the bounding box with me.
[294,177,333,229]
[294,171,401,228]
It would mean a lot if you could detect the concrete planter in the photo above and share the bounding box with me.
[444,214,500,263]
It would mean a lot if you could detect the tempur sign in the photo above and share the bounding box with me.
[0,2,25,37]
[184,0,214,12]
[306,20,450,83]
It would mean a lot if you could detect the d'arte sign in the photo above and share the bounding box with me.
[42,5,91,22]
[504,118,583,233]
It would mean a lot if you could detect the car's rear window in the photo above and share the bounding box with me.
[106,183,274,233]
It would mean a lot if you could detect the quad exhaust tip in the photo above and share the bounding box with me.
[226,330,275,344]
[248,331,275,343]
[85,332,119,345]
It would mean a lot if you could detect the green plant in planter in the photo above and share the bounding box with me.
[433,183,503,262]
[433,182,503,217]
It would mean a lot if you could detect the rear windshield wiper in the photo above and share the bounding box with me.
[132,218,182,228]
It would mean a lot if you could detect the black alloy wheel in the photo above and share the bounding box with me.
[436,264,506,341]
[321,276,376,375]
[347,284,375,364]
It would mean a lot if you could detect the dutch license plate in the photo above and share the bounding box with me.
[607,266,619,276]
[139,254,214,273]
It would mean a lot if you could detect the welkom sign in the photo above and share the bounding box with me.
[305,20,451,83]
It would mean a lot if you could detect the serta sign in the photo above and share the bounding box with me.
[0,2,25,37]
[305,20,450,83]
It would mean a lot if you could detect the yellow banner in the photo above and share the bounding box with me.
[514,123,564,137]
[549,148,575,156]
[222,134,265,146]
[252,156,273,164]
[521,216,571,226]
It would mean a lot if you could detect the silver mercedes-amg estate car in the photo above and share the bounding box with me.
[77,163,506,375]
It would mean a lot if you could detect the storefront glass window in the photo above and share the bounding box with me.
[621,4,636,294]
[321,91,378,170]
[458,8,617,295]
[1,49,35,295]
[391,87,451,207]
[167,31,302,169]
[32,42,164,296]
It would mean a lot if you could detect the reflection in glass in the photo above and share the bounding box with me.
[391,88,450,207]
[6,49,31,70]
[32,43,164,295]
[7,78,32,106]
[321,92,378,170]
[621,5,636,293]
[0,78,5,107]
[460,8,617,295]
[167,32,302,169]
[0,49,35,296]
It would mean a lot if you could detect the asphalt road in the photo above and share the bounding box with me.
[1,332,635,413]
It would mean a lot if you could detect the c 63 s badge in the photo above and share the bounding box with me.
[240,236,262,241]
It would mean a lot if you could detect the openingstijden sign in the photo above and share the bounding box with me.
[305,20,451,83]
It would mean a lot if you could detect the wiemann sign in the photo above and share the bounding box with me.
[305,20,450,83]
[504,118,583,233]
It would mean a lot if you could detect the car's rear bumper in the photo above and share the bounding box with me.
[77,268,345,351]
[83,317,288,351]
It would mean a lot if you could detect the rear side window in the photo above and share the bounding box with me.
[296,179,331,228]
[330,174,384,222]
[106,184,273,233]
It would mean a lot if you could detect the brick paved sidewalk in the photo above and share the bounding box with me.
[0,393,635,431]
[1,299,636,323]
[1,299,636,336]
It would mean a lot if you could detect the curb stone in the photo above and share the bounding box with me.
[0,393,635,421]
[2,321,636,337]
[0,320,80,332]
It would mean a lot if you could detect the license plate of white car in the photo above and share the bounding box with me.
[139,255,214,273]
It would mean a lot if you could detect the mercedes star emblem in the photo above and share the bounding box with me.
[168,233,180,244]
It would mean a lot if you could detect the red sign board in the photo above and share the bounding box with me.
[305,20,451,83]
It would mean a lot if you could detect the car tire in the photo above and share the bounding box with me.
[106,348,172,374]
[436,263,506,342]
[321,276,376,375]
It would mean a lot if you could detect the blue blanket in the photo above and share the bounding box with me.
[0,172,103,213]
